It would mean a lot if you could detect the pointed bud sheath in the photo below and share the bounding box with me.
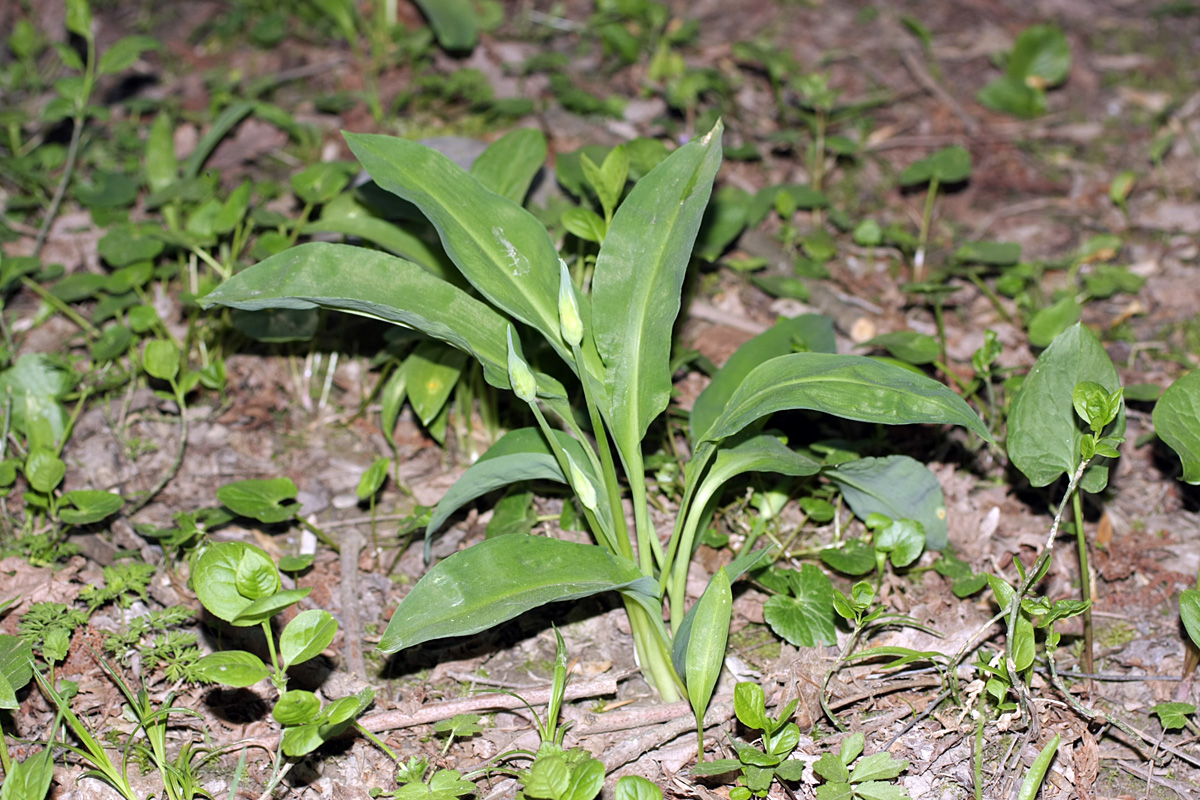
[566,453,597,511]
[557,259,583,348]
[507,326,537,403]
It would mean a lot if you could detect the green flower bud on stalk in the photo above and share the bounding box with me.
[566,453,597,511]
[507,326,537,403]
[558,258,583,347]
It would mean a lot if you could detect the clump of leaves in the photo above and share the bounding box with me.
[978,24,1070,118]
[373,756,478,800]
[691,681,805,799]
[813,731,911,800]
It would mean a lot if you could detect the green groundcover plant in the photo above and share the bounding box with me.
[201,121,991,747]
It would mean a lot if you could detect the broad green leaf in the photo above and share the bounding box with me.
[1152,702,1197,732]
[562,207,607,243]
[411,0,477,51]
[0,354,74,446]
[303,214,458,280]
[404,340,468,426]
[377,535,658,652]
[854,782,912,800]
[57,490,123,525]
[0,635,34,709]
[1153,371,1200,484]
[616,775,664,800]
[841,732,865,765]
[850,752,909,782]
[688,759,743,777]
[825,456,949,549]
[954,241,1021,266]
[65,0,93,39]
[860,331,939,365]
[1027,295,1082,348]
[813,751,850,783]
[232,588,311,626]
[194,542,277,623]
[291,161,355,206]
[143,339,180,381]
[695,185,751,261]
[822,539,877,576]
[280,688,373,757]
[24,449,65,495]
[691,315,836,444]
[426,427,607,543]
[1180,589,1200,650]
[201,243,571,397]
[97,34,159,75]
[344,133,571,366]
[0,742,54,800]
[698,353,992,446]
[899,146,971,186]
[734,681,768,730]
[273,690,321,725]
[592,121,722,463]
[563,755,605,800]
[470,128,547,204]
[762,564,836,647]
[1008,323,1124,493]
[195,651,269,687]
[1007,24,1071,86]
[217,477,301,524]
[978,76,1045,118]
[280,609,339,669]
[682,567,731,731]
[874,519,925,568]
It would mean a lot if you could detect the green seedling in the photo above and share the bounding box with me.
[191,540,374,782]
[978,25,1070,118]
[812,731,911,800]
[690,681,806,799]
[201,123,991,751]
[432,713,484,755]
[1007,323,1125,678]
[1015,734,1060,800]
[375,757,478,800]
[1152,702,1199,734]
[899,146,972,283]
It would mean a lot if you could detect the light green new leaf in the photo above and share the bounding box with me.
[690,314,836,444]
[1008,323,1124,493]
[592,121,723,458]
[200,243,564,399]
[411,0,477,51]
[426,428,608,544]
[470,128,547,204]
[344,133,570,364]
[850,751,909,782]
[825,456,948,549]
[58,490,123,526]
[1153,371,1200,484]
[377,535,658,653]
[195,651,269,688]
[280,609,339,669]
[683,567,731,746]
[698,353,992,446]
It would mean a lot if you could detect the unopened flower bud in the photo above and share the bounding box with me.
[507,326,537,403]
[566,453,597,511]
[558,259,583,348]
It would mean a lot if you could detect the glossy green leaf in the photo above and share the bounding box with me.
[1151,702,1196,732]
[874,518,925,568]
[1016,733,1060,800]
[426,427,604,540]
[561,207,607,243]
[193,542,277,623]
[377,535,658,653]
[344,133,569,364]
[762,564,836,647]
[58,490,123,525]
[690,314,836,444]
[825,456,949,549]
[683,567,731,740]
[734,681,768,730]
[404,340,468,426]
[208,250,566,406]
[1153,371,1200,484]
[195,651,269,687]
[143,339,180,381]
[280,609,339,669]
[0,635,33,709]
[470,128,547,204]
[0,739,55,800]
[698,353,992,446]
[24,449,65,495]
[820,539,877,576]
[280,688,374,757]
[1180,589,1200,650]
[217,477,301,524]
[1008,323,1124,493]
[411,0,477,51]
[615,775,664,800]
[860,331,939,365]
[592,121,722,462]
[232,588,311,626]
[273,690,321,725]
